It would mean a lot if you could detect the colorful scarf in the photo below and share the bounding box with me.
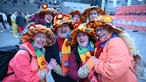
[34,46,46,70]
[45,22,53,28]
[57,37,71,74]
[78,41,94,63]
[94,32,118,58]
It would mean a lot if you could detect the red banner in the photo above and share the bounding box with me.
[113,16,146,32]
[115,4,146,15]
[114,4,146,32]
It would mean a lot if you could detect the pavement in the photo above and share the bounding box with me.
[0,23,19,47]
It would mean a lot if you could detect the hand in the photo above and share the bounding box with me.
[90,56,98,63]
[85,56,98,70]
[47,58,57,70]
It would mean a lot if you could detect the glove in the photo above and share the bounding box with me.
[78,56,97,78]
[86,56,97,70]
[78,64,90,78]
[37,69,48,81]
[53,64,68,76]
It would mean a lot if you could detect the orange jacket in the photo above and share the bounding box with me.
[3,42,41,82]
[94,37,137,82]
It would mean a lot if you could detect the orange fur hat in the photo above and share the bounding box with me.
[82,6,106,22]
[52,13,72,32]
[70,23,97,46]
[86,14,125,33]
[36,3,58,15]
[20,24,56,46]
[70,10,85,23]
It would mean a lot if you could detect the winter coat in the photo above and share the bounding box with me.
[45,41,76,82]
[94,37,138,82]
[0,14,4,22]
[69,46,94,82]
[16,15,26,27]
[3,42,41,82]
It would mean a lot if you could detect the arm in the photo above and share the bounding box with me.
[69,50,82,81]
[12,50,55,82]
[12,50,41,82]
[15,16,18,25]
[45,43,67,76]
[94,37,132,80]
[29,15,35,23]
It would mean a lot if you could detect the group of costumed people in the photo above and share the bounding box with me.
[3,3,139,82]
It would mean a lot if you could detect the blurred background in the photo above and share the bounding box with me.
[0,0,145,14]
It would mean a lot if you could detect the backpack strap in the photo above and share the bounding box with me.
[19,48,32,63]
[6,48,32,77]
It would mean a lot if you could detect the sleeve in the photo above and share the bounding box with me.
[52,64,67,76]
[45,46,52,63]
[78,64,90,79]
[69,50,82,81]
[24,17,26,23]
[78,56,96,79]
[12,50,40,82]
[29,15,35,22]
[15,16,18,24]
[94,37,132,80]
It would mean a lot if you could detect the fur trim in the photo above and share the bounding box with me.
[118,32,139,56]
[20,24,56,46]
[52,13,72,32]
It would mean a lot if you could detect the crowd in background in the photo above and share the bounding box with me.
[1,1,145,82]
[0,10,32,37]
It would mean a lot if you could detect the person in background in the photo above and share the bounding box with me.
[12,0,17,7]
[69,10,85,24]
[45,13,76,82]
[7,12,13,32]
[11,12,18,38]
[0,11,7,32]
[4,0,7,4]
[30,3,57,28]
[16,12,26,35]
[69,23,97,82]
[82,6,106,23]
[86,15,138,82]
[3,24,57,82]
